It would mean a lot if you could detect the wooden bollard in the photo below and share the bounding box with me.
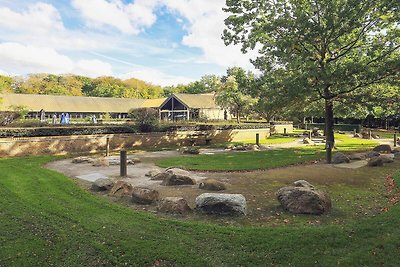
[256,133,260,146]
[106,137,110,156]
[394,133,397,147]
[120,150,127,177]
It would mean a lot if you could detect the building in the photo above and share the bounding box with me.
[159,93,228,121]
[0,93,164,119]
[0,93,228,121]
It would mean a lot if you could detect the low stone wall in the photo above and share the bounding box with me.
[270,122,294,134]
[0,128,270,157]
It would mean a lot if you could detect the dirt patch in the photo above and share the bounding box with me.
[45,150,400,226]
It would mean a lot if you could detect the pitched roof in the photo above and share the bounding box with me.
[172,93,218,109]
[0,93,146,113]
[142,98,166,108]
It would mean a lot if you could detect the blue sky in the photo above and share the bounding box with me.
[0,0,255,86]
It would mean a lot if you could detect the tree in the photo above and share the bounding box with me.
[223,0,400,162]
[216,76,256,123]
[129,108,159,132]
[0,75,14,93]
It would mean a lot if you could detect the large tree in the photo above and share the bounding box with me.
[223,0,400,162]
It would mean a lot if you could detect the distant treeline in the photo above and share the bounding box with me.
[0,73,222,99]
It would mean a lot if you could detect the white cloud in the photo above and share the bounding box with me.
[121,68,194,87]
[0,2,104,51]
[71,0,159,35]
[160,0,256,69]
[0,42,112,77]
[0,2,65,34]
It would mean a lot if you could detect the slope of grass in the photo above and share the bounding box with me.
[1,156,400,266]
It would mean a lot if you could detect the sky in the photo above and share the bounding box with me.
[0,0,256,86]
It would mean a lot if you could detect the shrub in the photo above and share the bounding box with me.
[129,108,159,132]
[0,112,21,126]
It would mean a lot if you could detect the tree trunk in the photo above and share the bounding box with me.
[325,98,335,164]
[236,111,240,124]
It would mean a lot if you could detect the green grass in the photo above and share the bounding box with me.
[1,156,400,266]
[157,148,322,171]
[242,135,297,145]
[156,134,377,171]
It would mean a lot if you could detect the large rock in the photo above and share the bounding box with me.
[179,147,200,154]
[109,181,133,197]
[348,153,365,161]
[367,157,384,167]
[157,197,192,214]
[166,168,191,176]
[373,144,392,153]
[91,178,114,191]
[92,157,110,167]
[366,151,380,158]
[277,182,331,215]
[161,174,196,186]
[132,187,159,204]
[72,156,94,164]
[198,179,227,191]
[303,138,315,145]
[332,152,350,164]
[151,172,172,181]
[145,169,162,178]
[195,193,247,216]
[379,155,394,164]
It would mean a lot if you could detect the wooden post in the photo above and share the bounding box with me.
[256,133,260,146]
[308,131,312,140]
[394,133,397,147]
[106,137,110,156]
[120,150,127,177]
[369,130,372,140]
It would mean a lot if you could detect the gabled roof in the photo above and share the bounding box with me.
[0,93,146,113]
[160,93,218,109]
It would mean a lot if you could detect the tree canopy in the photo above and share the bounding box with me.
[224,0,400,162]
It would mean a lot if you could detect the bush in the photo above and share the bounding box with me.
[129,108,159,132]
[0,126,137,138]
[0,112,21,126]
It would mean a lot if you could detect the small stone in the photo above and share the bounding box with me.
[72,156,94,164]
[293,180,314,188]
[199,179,227,191]
[92,157,109,167]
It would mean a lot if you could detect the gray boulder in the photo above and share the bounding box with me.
[366,151,380,158]
[394,152,400,159]
[373,144,392,153]
[332,152,350,164]
[145,169,162,178]
[151,172,172,181]
[195,193,247,216]
[132,187,159,204]
[293,180,314,188]
[277,183,331,215]
[367,157,384,167]
[109,181,133,197]
[91,178,114,191]
[92,157,110,167]
[379,155,394,164]
[348,153,364,161]
[161,174,196,186]
[179,147,200,154]
[72,156,94,164]
[157,197,192,214]
[198,179,227,191]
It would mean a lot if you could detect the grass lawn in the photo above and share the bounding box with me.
[1,156,400,266]
[242,135,297,145]
[156,134,378,171]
